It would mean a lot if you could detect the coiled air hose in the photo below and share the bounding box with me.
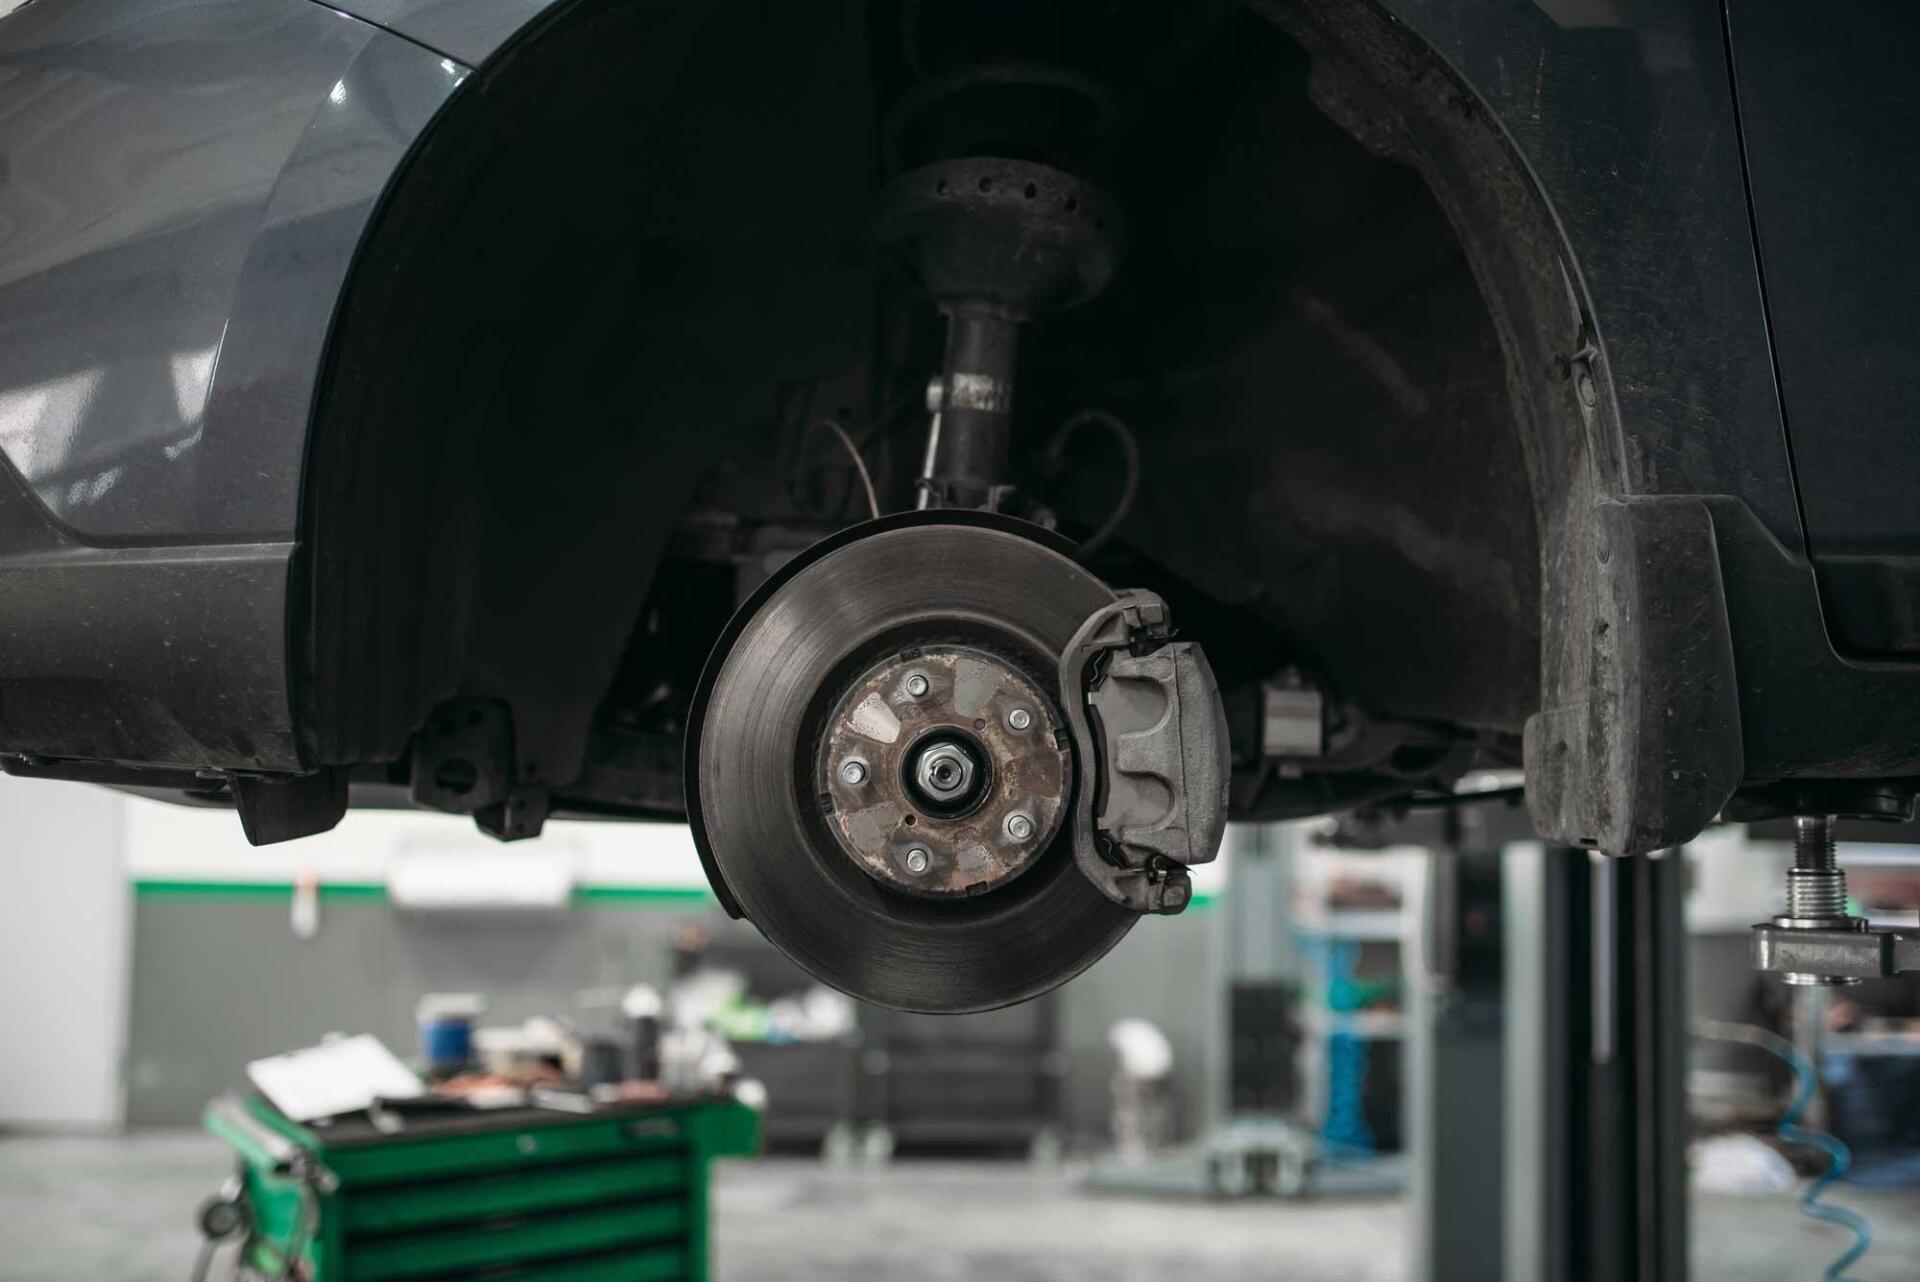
[1694,1018,1873,1282]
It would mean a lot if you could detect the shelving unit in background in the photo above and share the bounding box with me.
[1292,845,1419,1159]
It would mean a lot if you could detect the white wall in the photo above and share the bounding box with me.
[122,800,716,891]
[0,775,128,1129]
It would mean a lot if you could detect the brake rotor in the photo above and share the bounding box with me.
[688,513,1136,1013]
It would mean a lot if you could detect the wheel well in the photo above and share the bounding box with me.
[300,0,1584,820]
[300,0,879,784]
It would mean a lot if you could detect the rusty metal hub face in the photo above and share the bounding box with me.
[820,647,1068,898]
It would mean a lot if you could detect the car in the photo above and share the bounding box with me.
[3,0,1917,1011]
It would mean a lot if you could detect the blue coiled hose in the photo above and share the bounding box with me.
[1695,1019,1873,1282]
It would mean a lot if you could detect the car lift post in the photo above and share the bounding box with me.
[1504,842,1689,1282]
[1408,803,1509,1282]
[1368,799,1689,1282]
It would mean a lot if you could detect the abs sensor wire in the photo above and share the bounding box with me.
[1044,409,1140,559]
[1693,1018,1873,1282]
[797,417,882,521]
[822,419,881,520]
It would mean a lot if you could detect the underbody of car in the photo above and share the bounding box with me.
[3,0,1918,1010]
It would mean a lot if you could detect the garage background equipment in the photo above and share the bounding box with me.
[202,1093,758,1281]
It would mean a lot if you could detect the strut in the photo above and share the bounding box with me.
[875,12,1125,511]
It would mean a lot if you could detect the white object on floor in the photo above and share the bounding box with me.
[1691,1132,1796,1194]
[1108,1018,1174,1080]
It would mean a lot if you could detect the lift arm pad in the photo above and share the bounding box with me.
[1751,922,1920,980]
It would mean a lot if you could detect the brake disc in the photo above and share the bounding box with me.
[687,512,1136,1013]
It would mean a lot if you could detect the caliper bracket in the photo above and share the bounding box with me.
[1059,590,1230,914]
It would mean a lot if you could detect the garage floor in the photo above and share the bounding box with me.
[1,1132,1916,1282]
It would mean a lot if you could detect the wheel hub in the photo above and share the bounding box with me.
[819,646,1068,898]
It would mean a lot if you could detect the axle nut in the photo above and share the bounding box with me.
[913,740,977,804]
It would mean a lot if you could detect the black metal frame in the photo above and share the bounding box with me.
[1544,846,1689,1282]
[1338,802,1690,1282]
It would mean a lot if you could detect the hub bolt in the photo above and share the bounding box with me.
[905,847,931,874]
[840,760,868,786]
[905,673,930,698]
[1007,707,1032,731]
[1006,813,1034,841]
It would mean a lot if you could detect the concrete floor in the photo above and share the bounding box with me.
[0,1131,1915,1282]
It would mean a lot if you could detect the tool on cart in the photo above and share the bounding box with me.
[246,1035,425,1123]
[623,984,665,1082]
[414,993,485,1079]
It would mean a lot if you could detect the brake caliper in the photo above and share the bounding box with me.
[1059,590,1231,914]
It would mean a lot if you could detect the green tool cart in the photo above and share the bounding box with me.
[203,1092,759,1281]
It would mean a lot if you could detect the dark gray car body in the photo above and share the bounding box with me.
[1,0,1916,853]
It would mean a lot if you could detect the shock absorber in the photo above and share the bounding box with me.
[874,3,1126,511]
